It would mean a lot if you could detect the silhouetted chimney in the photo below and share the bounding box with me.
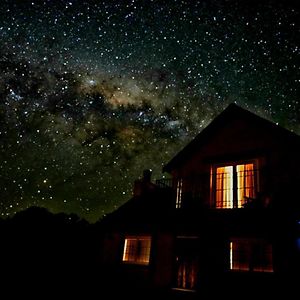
[133,169,154,197]
[143,169,152,183]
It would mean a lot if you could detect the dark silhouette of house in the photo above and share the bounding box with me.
[100,104,300,297]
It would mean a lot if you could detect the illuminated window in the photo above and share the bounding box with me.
[122,236,151,265]
[236,164,256,207]
[176,179,183,209]
[212,162,256,208]
[230,238,273,272]
[215,166,234,208]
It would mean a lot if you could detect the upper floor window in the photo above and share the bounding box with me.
[122,236,151,265]
[211,162,257,208]
[230,238,273,272]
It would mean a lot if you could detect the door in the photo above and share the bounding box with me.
[174,237,199,290]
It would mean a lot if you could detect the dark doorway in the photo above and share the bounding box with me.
[174,236,199,291]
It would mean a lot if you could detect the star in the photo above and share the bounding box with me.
[0,0,299,222]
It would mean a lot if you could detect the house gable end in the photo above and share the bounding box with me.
[163,103,300,174]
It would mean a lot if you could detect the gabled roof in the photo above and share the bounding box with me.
[163,103,300,173]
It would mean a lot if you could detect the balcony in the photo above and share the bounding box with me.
[155,169,271,210]
[156,174,210,210]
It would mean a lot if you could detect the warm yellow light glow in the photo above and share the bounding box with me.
[122,236,151,265]
[176,179,183,209]
[237,164,255,208]
[230,239,273,272]
[216,166,233,208]
[214,163,256,209]
[230,242,233,270]
[122,238,128,261]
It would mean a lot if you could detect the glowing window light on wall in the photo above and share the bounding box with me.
[214,163,255,209]
[230,238,273,272]
[122,236,151,265]
[176,179,183,209]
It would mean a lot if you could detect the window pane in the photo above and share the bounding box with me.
[252,242,273,272]
[216,166,233,208]
[230,240,250,271]
[136,238,152,264]
[230,239,273,272]
[237,164,255,208]
[122,239,137,262]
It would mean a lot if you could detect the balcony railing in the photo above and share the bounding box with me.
[156,174,210,209]
[156,178,173,189]
[155,169,271,210]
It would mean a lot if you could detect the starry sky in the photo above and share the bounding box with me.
[0,0,299,222]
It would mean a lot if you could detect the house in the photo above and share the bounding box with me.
[99,104,300,297]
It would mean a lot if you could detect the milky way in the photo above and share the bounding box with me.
[0,0,299,221]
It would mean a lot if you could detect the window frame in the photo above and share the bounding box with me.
[229,237,274,273]
[175,178,183,209]
[122,235,152,266]
[210,159,259,209]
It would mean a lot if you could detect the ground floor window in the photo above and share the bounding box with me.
[230,238,273,272]
[122,236,151,265]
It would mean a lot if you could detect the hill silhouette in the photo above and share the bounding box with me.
[0,207,103,296]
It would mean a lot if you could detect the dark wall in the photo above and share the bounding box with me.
[153,232,174,288]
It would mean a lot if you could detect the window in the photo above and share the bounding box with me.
[176,179,183,209]
[215,166,233,208]
[211,162,256,208]
[122,236,151,265]
[230,238,273,272]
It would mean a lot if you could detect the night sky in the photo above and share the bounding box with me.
[0,0,299,222]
